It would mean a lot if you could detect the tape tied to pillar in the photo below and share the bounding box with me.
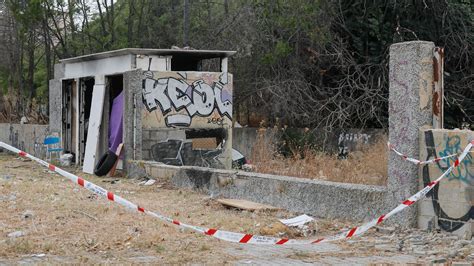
[387,141,460,165]
[0,140,472,245]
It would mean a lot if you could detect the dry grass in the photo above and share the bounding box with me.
[0,154,355,264]
[250,128,388,186]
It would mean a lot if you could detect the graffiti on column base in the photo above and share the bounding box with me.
[422,130,473,232]
[436,135,473,185]
[142,72,232,127]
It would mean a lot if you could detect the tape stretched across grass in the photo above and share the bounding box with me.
[0,140,472,245]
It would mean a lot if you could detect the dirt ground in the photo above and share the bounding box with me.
[0,154,472,264]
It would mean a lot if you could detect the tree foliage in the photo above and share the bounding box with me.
[0,0,472,129]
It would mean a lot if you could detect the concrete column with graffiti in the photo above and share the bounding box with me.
[388,41,435,226]
[419,129,473,237]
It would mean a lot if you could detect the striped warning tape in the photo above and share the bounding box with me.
[0,140,472,245]
[388,141,459,165]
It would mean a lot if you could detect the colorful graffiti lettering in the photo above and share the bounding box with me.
[142,72,232,127]
[422,130,473,232]
[436,135,473,185]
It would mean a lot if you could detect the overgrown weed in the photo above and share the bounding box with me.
[250,128,387,186]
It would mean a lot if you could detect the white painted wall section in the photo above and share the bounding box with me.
[136,56,170,71]
[83,77,106,174]
[63,55,134,79]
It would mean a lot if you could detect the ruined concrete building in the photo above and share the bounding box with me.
[49,48,236,174]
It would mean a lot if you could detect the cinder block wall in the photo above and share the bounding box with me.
[142,128,185,160]
[0,123,50,157]
[419,129,473,237]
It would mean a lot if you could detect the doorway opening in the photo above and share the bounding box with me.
[78,77,94,165]
[98,74,124,161]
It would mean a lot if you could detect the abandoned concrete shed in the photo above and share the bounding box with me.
[49,48,236,174]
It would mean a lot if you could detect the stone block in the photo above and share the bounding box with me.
[142,149,150,160]
[142,130,150,140]
[149,130,169,141]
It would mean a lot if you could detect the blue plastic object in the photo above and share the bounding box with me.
[44,136,63,161]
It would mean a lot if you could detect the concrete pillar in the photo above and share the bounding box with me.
[123,69,143,173]
[49,79,62,135]
[388,41,434,226]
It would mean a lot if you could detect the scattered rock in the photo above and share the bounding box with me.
[8,230,25,238]
[375,239,391,245]
[375,244,397,252]
[447,250,459,258]
[426,250,441,256]
[259,222,292,236]
[412,249,428,256]
[396,240,404,251]
[451,262,472,266]
[375,226,396,234]
[444,235,459,241]
[457,247,470,256]
[22,210,34,219]
[455,239,470,247]
[138,179,156,186]
[430,257,447,264]
[102,179,120,184]
[144,179,156,186]
[410,240,428,245]
[467,253,474,260]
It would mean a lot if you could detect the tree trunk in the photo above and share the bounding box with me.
[26,31,35,115]
[67,0,76,54]
[43,16,52,98]
[183,0,189,47]
[96,0,108,48]
[127,0,135,46]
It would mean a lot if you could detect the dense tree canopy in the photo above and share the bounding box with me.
[0,0,472,129]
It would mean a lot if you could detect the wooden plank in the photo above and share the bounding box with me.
[107,143,123,177]
[216,198,279,211]
[192,138,217,150]
[82,81,106,174]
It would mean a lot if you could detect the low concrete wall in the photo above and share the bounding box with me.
[129,161,387,222]
[0,123,49,157]
[418,129,473,237]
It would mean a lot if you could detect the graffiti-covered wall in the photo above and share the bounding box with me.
[141,71,233,169]
[418,129,473,236]
[142,71,232,128]
[0,123,49,158]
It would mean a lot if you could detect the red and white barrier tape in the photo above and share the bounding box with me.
[388,141,458,165]
[0,140,472,245]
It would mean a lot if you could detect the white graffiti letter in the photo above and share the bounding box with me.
[192,80,215,117]
[142,78,171,113]
[167,78,193,112]
[213,83,232,119]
